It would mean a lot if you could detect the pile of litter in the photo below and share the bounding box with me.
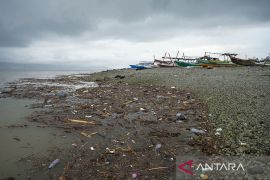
[1,75,208,179]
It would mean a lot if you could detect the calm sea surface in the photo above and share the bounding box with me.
[0,69,105,87]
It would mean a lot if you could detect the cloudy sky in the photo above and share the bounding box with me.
[0,0,269,68]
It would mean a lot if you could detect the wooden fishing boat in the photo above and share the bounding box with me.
[225,54,256,66]
[230,56,256,66]
[153,52,176,67]
[175,60,200,67]
[154,59,175,67]
[197,59,235,66]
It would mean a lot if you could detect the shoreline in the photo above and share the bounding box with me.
[1,66,270,179]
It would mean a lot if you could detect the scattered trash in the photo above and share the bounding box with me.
[240,142,248,146]
[148,167,168,171]
[216,128,222,132]
[200,173,209,180]
[190,128,205,134]
[176,112,187,120]
[155,144,162,150]
[80,132,98,138]
[2,75,208,179]
[68,119,95,124]
[215,132,221,136]
[48,159,60,169]
[139,107,145,111]
[131,173,138,178]
[154,144,162,155]
[44,104,52,108]
[106,147,115,154]
[71,110,77,114]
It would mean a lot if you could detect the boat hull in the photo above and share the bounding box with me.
[229,56,256,66]
[129,65,147,69]
[175,61,200,67]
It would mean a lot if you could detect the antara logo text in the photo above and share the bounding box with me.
[178,160,245,175]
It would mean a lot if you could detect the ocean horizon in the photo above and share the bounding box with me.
[0,68,106,88]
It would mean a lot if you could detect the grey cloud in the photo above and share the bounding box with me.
[0,0,269,47]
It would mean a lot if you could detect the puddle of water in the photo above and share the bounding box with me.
[0,98,76,179]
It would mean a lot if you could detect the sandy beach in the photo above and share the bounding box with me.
[1,66,269,179]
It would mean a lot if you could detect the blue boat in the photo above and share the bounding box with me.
[129,64,147,70]
[129,61,154,70]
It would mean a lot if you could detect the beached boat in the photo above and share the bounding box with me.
[197,59,235,66]
[130,61,154,70]
[175,60,200,67]
[154,59,175,67]
[129,64,147,70]
[225,54,256,66]
[153,52,176,67]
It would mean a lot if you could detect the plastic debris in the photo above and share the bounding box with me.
[176,112,187,120]
[132,173,138,178]
[155,144,162,150]
[200,173,209,180]
[106,148,115,154]
[71,143,77,147]
[90,146,95,151]
[240,142,248,146]
[215,132,221,136]
[48,159,60,169]
[216,128,222,132]
[139,108,145,111]
[190,128,205,134]
[85,115,92,118]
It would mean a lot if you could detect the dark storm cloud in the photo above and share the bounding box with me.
[0,0,269,47]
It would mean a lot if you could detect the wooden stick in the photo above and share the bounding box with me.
[148,167,168,171]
